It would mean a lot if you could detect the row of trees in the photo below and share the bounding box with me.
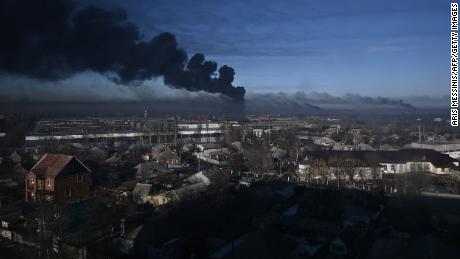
[307,155,382,186]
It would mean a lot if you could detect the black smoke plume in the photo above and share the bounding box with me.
[0,0,245,101]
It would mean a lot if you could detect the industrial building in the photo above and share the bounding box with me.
[24,118,228,147]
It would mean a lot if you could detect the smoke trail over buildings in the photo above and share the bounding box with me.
[0,0,245,101]
[246,92,416,110]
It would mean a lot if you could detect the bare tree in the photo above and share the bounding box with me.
[244,144,273,175]
[310,158,328,184]
[329,154,356,187]
[230,152,244,175]
[343,157,359,183]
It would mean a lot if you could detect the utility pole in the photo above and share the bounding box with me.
[174,116,178,148]
[206,120,210,143]
[149,121,152,145]
[418,124,422,142]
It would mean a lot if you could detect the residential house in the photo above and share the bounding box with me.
[149,171,211,207]
[150,144,171,160]
[195,144,231,166]
[349,128,366,135]
[132,183,154,204]
[25,153,92,203]
[135,162,162,182]
[86,146,108,163]
[147,171,230,207]
[157,150,181,168]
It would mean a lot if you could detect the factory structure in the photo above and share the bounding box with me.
[25,117,231,147]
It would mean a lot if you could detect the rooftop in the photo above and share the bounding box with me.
[30,153,90,178]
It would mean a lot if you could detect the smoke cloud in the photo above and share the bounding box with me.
[0,72,212,102]
[0,0,245,101]
[0,71,416,109]
[246,92,416,110]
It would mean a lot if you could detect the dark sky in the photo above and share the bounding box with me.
[0,0,451,104]
[79,0,450,97]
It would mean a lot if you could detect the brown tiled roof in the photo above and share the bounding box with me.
[30,153,89,178]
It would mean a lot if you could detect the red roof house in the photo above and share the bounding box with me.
[25,153,92,203]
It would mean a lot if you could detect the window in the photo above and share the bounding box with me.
[37,180,43,190]
[424,163,430,172]
[47,178,51,187]
[77,175,84,183]
[64,188,72,198]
